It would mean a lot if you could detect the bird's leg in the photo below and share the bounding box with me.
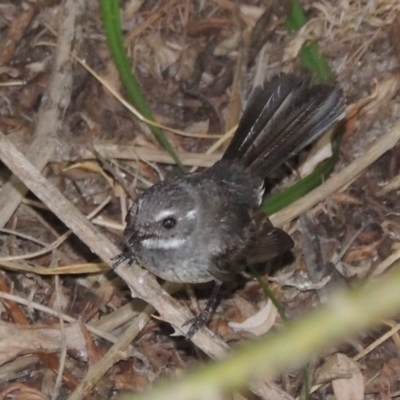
[183,280,223,339]
[111,252,136,269]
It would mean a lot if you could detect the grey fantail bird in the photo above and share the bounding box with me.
[115,74,346,337]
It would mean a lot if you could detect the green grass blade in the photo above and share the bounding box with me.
[285,0,307,32]
[286,0,334,83]
[263,135,341,215]
[261,0,340,215]
[99,0,185,172]
[249,265,288,321]
[121,267,400,400]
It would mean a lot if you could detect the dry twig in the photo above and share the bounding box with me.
[0,131,293,400]
[0,0,85,229]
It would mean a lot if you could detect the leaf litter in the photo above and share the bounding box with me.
[0,0,400,399]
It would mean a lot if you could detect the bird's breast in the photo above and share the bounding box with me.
[136,241,214,283]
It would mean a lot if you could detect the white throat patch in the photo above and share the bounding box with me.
[141,237,187,250]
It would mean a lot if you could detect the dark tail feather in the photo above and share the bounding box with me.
[222,74,346,179]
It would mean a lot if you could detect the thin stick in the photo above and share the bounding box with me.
[50,142,222,168]
[270,121,400,227]
[0,131,292,400]
[0,291,117,343]
[0,0,85,230]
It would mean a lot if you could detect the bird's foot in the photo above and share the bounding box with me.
[111,252,135,270]
[183,309,211,339]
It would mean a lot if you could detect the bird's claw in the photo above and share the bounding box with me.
[183,310,210,339]
[111,252,135,270]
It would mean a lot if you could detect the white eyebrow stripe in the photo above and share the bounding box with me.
[141,237,187,250]
[154,209,176,221]
[185,210,196,219]
[154,209,196,221]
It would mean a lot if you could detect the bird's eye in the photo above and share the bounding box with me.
[162,217,176,229]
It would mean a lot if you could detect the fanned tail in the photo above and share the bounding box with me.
[222,74,346,179]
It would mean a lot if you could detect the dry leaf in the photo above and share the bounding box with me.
[145,35,181,75]
[346,75,400,120]
[0,321,86,366]
[283,19,323,64]
[228,299,278,336]
[214,30,241,56]
[362,75,400,117]
[0,383,48,400]
[239,5,264,28]
[331,192,363,206]
[315,353,364,400]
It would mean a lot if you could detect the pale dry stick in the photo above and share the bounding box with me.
[0,0,85,230]
[0,132,293,400]
[224,24,247,134]
[69,282,182,400]
[90,300,147,332]
[32,45,223,140]
[308,299,400,396]
[7,197,113,285]
[353,320,400,362]
[391,389,400,398]
[0,232,68,261]
[124,0,179,44]
[270,120,400,227]
[331,224,367,265]
[0,228,48,247]
[0,3,36,67]
[21,202,60,238]
[0,259,105,275]
[303,222,400,397]
[0,80,26,87]
[372,250,400,277]
[0,292,118,343]
[0,195,112,263]
[91,217,124,231]
[52,142,222,168]
[376,173,400,197]
[204,126,236,155]
[189,126,236,173]
[75,57,223,139]
[53,274,67,400]
[68,303,157,400]
[22,198,49,210]
[0,356,39,383]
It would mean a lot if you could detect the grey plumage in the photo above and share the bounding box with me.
[122,74,346,284]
